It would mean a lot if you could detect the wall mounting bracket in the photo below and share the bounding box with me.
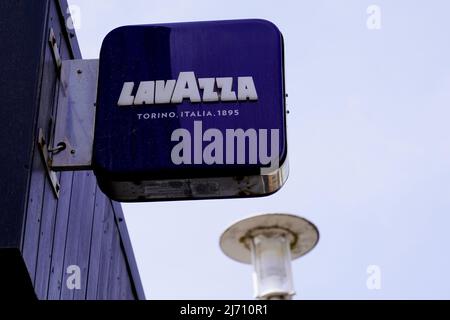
[38,128,60,198]
[50,59,98,171]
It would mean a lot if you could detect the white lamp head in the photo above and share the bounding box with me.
[220,213,319,300]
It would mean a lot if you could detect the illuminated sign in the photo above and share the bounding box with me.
[93,19,288,201]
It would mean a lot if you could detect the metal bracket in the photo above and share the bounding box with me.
[51,59,98,171]
[49,28,62,73]
[38,129,60,198]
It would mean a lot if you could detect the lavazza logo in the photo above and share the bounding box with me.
[117,71,280,173]
[116,71,258,106]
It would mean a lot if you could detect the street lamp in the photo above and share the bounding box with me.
[220,213,319,300]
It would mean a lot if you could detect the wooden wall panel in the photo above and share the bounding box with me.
[85,188,108,299]
[21,0,58,282]
[47,171,74,299]
[60,171,97,300]
[0,0,48,250]
[0,0,145,300]
[95,195,116,299]
[34,170,61,298]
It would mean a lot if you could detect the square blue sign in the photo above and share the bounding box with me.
[93,19,288,201]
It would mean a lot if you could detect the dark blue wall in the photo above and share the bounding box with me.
[0,0,145,300]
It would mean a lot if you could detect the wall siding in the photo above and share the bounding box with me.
[0,0,145,300]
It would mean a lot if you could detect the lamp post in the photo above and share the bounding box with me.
[220,213,319,300]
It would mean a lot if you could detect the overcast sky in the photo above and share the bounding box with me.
[68,0,450,299]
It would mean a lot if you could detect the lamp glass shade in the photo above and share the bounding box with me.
[249,232,295,299]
